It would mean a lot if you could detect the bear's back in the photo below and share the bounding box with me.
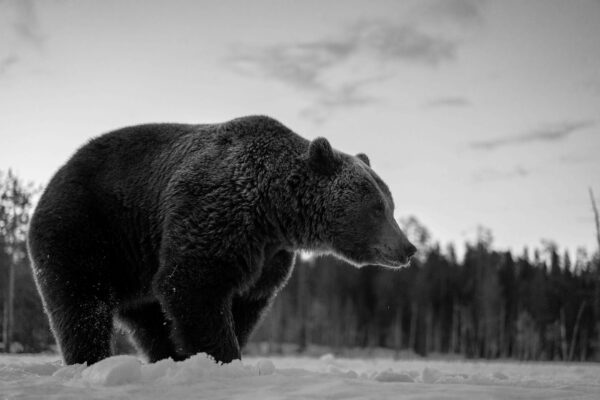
[57,116,302,191]
[69,123,205,188]
[37,116,305,225]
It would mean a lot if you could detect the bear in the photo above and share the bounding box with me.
[27,115,416,365]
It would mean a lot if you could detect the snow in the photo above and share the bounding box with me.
[1,353,600,399]
[81,355,142,386]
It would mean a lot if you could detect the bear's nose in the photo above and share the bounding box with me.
[405,243,417,258]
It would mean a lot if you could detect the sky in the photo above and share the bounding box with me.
[1,0,599,256]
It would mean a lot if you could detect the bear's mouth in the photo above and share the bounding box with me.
[372,248,412,268]
[377,258,410,268]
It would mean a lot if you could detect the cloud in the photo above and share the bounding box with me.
[227,20,456,85]
[559,154,597,165]
[0,0,43,76]
[351,20,457,66]
[13,0,44,47]
[470,121,596,150]
[227,39,355,92]
[300,77,385,124]
[226,19,461,122]
[418,0,485,27]
[424,96,470,108]
[0,53,19,75]
[472,166,529,183]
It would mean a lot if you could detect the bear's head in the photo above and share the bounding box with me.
[301,137,417,268]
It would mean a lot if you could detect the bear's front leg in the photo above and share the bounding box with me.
[153,259,241,363]
[232,250,295,348]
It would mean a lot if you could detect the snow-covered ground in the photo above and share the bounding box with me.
[2,353,600,399]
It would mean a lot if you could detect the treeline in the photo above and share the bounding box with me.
[1,170,600,361]
[252,222,600,361]
[0,170,53,352]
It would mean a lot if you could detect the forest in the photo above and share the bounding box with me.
[1,169,600,361]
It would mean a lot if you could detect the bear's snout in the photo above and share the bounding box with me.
[394,240,416,266]
[374,220,417,267]
[404,242,417,259]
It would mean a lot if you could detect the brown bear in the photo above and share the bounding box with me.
[27,115,416,365]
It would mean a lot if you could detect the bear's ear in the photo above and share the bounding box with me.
[356,153,370,167]
[308,137,338,174]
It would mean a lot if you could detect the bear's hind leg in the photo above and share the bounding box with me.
[46,297,114,365]
[28,181,121,365]
[29,216,117,364]
[117,301,181,363]
[30,255,115,365]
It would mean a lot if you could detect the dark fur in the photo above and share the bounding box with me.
[27,115,415,365]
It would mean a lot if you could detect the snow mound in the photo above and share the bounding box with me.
[422,367,442,383]
[75,353,272,387]
[257,359,276,376]
[82,355,142,386]
[161,354,256,383]
[374,369,414,382]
